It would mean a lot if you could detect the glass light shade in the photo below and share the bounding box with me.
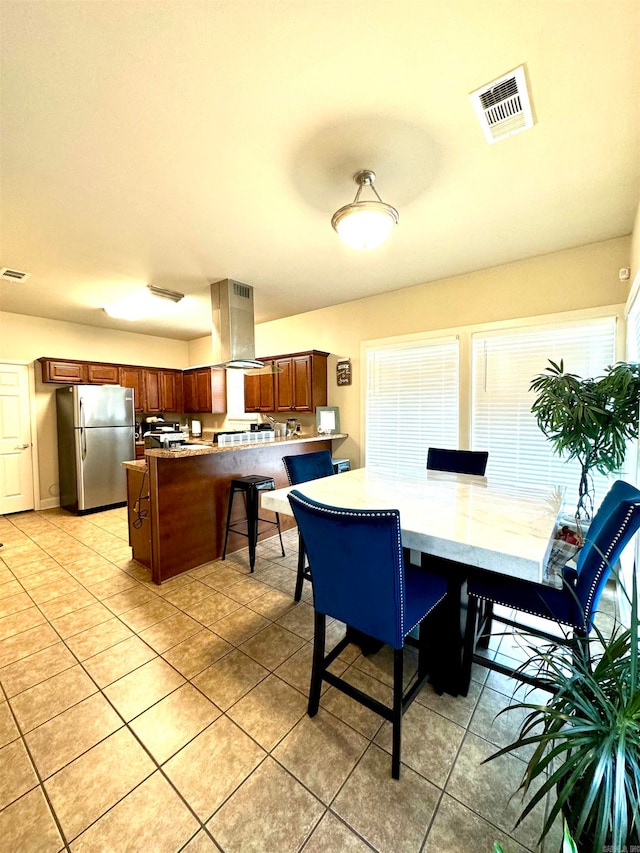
[332,201,398,251]
[103,290,181,321]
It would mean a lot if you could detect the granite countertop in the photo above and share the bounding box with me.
[122,433,348,470]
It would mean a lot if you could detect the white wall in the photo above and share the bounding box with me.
[0,234,633,509]
[251,236,632,467]
[0,312,191,506]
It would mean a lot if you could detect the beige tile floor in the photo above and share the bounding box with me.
[0,506,609,852]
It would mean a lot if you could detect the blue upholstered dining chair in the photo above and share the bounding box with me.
[462,479,640,689]
[282,451,335,601]
[425,446,492,648]
[426,447,489,476]
[287,489,449,779]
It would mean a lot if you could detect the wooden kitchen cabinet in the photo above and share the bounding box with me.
[119,366,145,412]
[160,370,183,413]
[183,367,226,414]
[86,363,120,384]
[49,361,181,414]
[244,362,276,412]
[143,370,162,413]
[40,357,119,385]
[274,350,328,413]
[134,368,184,414]
[39,358,88,384]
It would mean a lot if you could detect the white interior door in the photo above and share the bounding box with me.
[0,364,35,514]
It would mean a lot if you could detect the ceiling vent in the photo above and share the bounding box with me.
[0,267,30,282]
[470,65,534,144]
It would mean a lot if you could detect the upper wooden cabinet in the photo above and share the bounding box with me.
[119,366,145,412]
[145,369,183,413]
[160,370,183,413]
[39,358,88,384]
[244,350,328,413]
[183,367,226,414]
[244,362,276,413]
[40,357,185,414]
[280,350,328,412]
[86,363,120,384]
[143,369,162,413]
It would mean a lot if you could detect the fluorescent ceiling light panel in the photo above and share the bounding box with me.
[103,286,184,321]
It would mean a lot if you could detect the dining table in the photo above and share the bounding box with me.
[261,466,566,695]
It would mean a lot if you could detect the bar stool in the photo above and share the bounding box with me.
[221,475,285,571]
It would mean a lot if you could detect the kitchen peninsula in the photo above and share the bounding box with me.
[122,434,348,584]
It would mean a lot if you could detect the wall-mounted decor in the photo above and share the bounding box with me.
[316,406,340,434]
[336,359,352,386]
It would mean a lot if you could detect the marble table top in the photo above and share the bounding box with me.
[261,467,565,585]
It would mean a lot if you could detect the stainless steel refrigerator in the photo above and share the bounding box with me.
[56,385,135,514]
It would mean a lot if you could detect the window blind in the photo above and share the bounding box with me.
[471,317,617,502]
[365,338,459,474]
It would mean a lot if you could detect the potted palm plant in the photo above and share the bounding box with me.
[493,820,577,852]
[488,577,640,850]
[530,359,640,520]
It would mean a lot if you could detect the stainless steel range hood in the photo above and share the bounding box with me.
[210,279,263,369]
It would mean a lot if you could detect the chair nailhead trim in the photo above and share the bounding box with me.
[470,500,640,631]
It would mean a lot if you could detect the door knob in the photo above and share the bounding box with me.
[15,443,30,450]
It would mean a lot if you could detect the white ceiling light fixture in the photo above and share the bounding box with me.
[331,169,399,251]
[104,284,185,321]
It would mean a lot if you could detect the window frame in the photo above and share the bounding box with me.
[359,304,626,470]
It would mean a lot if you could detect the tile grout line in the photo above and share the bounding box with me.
[2,507,566,852]
[1,511,336,849]
[0,513,239,848]
[0,675,72,852]
[7,592,221,844]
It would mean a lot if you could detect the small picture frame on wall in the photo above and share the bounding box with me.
[316,406,340,435]
[336,359,352,386]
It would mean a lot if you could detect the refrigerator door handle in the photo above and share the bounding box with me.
[79,397,87,460]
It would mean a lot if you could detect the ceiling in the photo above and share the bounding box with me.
[1,1,639,341]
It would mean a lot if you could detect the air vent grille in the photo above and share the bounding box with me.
[479,77,518,109]
[470,65,534,144]
[1,267,30,282]
[233,281,251,300]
